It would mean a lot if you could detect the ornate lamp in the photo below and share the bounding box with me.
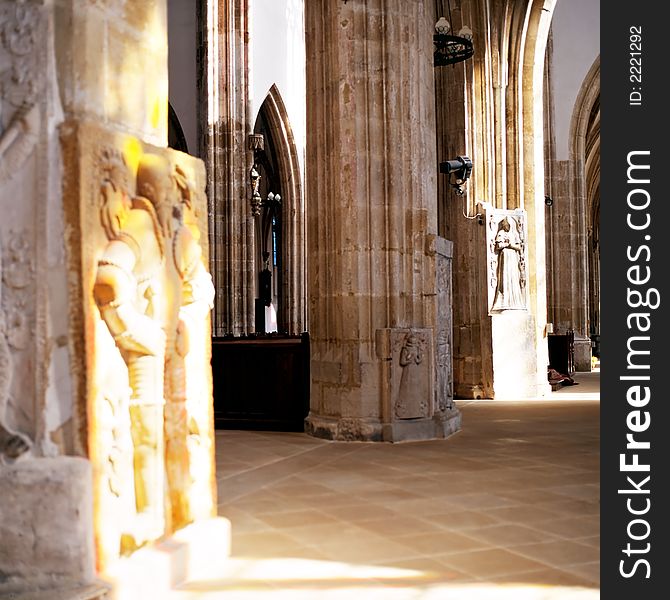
[433,5,474,67]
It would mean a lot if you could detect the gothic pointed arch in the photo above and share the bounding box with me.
[570,57,600,351]
[253,84,306,334]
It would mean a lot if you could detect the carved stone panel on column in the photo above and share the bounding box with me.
[375,327,460,442]
[61,119,217,573]
[0,0,47,462]
[435,236,454,411]
[392,329,433,421]
[486,208,529,314]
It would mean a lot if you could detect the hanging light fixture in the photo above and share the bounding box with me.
[434,1,474,67]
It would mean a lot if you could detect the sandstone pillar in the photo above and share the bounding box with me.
[202,0,255,336]
[1,0,225,595]
[1,0,96,593]
[305,0,460,441]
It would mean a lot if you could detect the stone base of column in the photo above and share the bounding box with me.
[491,312,546,400]
[305,408,462,443]
[305,414,384,441]
[5,583,111,600]
[381,408,462,442]
[0,457,95,596]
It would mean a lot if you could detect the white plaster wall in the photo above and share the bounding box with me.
[549,0,600,160]
[250,0,306,176]
[167,0,198,156]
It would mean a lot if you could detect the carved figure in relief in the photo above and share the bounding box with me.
[396,332,427,419]
[0,102,39,182]
[436,329,451,411]
[163,164,214,527]
[491,216,525,311]
[0,241,32,464]
[0,1,43,183]
[94,149,214,548]
[94,152,168,547]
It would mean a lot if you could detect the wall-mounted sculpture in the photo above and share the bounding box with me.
[383,328,434,425]
[0,0,45,464]
[487,209,528,314]
[0,1,43,184]
[94,151,171,549]
[396,331,429,419]
[60,120,216,572]
[92,146,215,558]
[0,237,32,464]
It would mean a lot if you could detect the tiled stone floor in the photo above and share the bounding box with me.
[175,375,599,599]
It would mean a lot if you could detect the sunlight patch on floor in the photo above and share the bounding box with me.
[172,557,599,599]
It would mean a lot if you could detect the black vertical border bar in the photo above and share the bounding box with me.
[601,2,669,596]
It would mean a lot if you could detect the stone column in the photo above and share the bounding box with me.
[305,0,460,441]
[201,0,255,336]
[2,0,226,594]
[1,0,96,593]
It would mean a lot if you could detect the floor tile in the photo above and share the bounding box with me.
[211,393,600,597]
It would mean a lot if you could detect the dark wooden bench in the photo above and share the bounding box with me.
[211,333,310,431]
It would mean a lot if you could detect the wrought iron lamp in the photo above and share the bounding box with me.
[433,6,474,67]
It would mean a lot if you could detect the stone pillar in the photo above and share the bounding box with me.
[304,0,460,441]
[201,0,255,336]
[2,0,226,594]
[485,208,539,398]
[436,2,494,400]
[1,0,96,593]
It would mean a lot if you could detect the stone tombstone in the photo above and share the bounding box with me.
[486,208,529,314]
[435,236,454,411]
[377,327,444,439]
[393,329,433,420]
[60,119,217,573]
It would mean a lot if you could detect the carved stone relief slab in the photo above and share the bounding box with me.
[486,208,529,314]
[384,328,434,421]
[0,233,34,464]
[0,0,45,183]
[61,120,216,573]
[0,0,49,462]
[435,237,454,411]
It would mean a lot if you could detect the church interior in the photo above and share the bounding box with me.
[0,0,599,598]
